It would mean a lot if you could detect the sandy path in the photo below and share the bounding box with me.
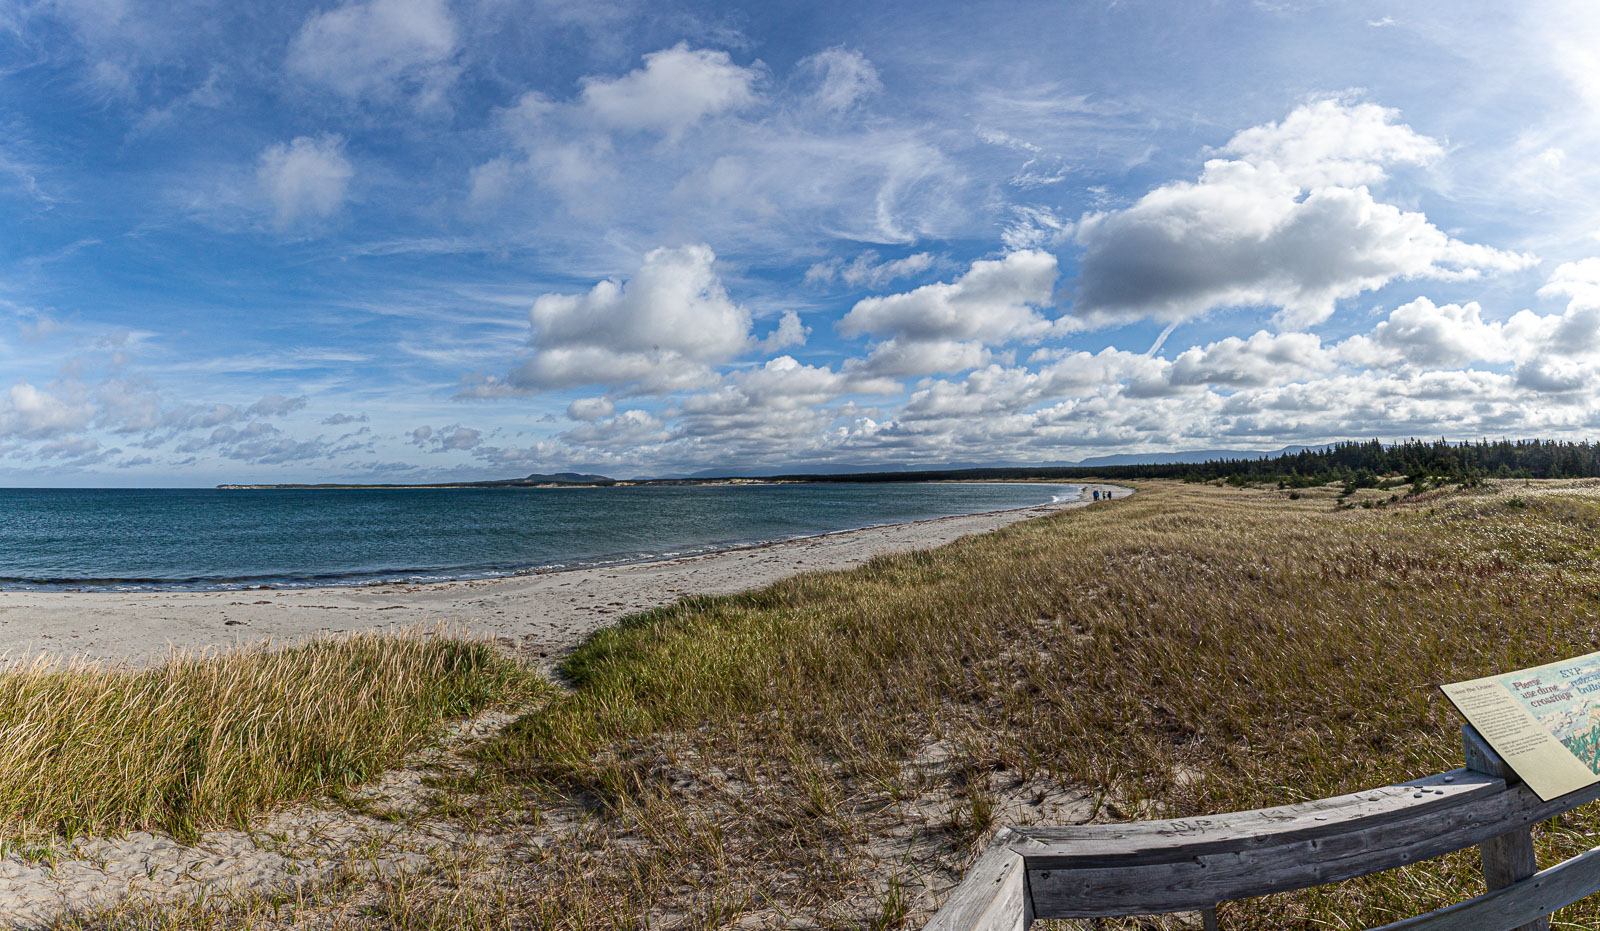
[0,483,1130,667]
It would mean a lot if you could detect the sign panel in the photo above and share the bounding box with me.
[1442,650,1600,802]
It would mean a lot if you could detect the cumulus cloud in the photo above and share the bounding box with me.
[559,409,670,449]
[840,250,1060,344]
[492,244,755,395]
[1072,100,1534,330]
[853,338,992,377]
[1337,298,1510,369]
[566,397,615,421]
[1167,331,1333,387]
[0,383,94,438]
[287,0,458,106]
[1220,98,1443,188]
[757,310,809,351]
[1333,275,1600,392]
[578,44,760,139]
[1540,257,1600,301]
[258,135,353,230]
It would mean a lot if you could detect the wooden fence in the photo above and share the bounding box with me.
[925,726,1600,931]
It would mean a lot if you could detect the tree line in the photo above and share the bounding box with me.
[770,439,1600,488]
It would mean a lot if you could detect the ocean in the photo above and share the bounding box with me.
[0,482,1076,591]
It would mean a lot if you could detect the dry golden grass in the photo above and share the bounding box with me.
[39,479,1600,929]
[0,627,534,843]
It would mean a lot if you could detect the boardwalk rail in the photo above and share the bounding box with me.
[926,726,1598,931]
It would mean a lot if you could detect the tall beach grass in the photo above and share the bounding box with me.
[0,628,533,842]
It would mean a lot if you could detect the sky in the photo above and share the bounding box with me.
[3,1,1600,485]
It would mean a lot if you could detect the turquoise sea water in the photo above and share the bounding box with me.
[0,483,1076,591]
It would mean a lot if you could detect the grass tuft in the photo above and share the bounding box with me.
[0,627,535,842]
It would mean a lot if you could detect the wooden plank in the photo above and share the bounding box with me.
[1019,771,1600,917]
[1017,770,1504,864]
[923,827,1032,931]
[1463,725,1548,931]
[1362,847,1600,931]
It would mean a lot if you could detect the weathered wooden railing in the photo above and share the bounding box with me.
[927,726,1600,931]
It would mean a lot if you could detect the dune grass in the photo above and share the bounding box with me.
[33,479,1600,929]
[0,628,535,843]
[465,478,1600,929]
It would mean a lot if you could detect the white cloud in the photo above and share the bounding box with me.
[258,135,353,230]
[1167,331,1333,387]
[1332,275,1600,392]
[795,46,881,113]
[805,251,935,288]
[1540,257,1600,301]
[409,423,482,451]
[500,244,754,394]
[854,338,992,378]
[287,0,458,105]
[559,409,670,449]
[0,383,94,438]
[1001,205,1074,251]
[566,397,615,422]
[840,250,1060,344]
[757,310,809,351]
[578,44,760,139]
[1337,297,1510,369]
[1073,100,1534,330]
[669,356,895,456]
[468,47,965,247]
[1220,98,1443,188]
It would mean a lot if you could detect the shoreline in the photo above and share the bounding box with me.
[0,482,1131,668]
[0,479,1079,594]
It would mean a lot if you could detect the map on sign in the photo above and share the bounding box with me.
[1442,649,1600,802]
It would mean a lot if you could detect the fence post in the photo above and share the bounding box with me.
[924,827,1032,931]
[1462,724,1549,931]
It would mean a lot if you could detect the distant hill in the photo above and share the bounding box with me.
[522,472,612,484]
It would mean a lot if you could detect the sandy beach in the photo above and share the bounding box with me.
[0,483,1129,668]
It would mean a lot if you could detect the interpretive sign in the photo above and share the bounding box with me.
[1443,650,1600,801]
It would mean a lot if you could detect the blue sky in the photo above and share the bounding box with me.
[3,0,1599,484]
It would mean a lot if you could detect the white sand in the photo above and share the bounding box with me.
[0,483,1130,668]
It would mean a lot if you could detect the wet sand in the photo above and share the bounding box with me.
[0,483,1131,667]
